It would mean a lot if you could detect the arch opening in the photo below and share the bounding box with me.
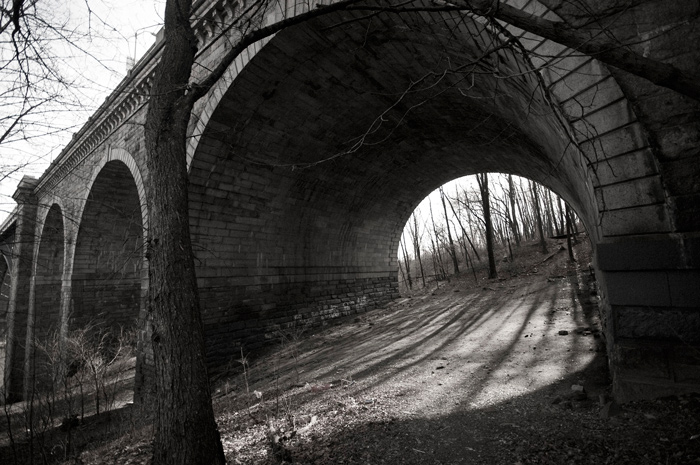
[34,204,65,344]
[72,161,143,330]
[396,173,589,293]
[70,160,144,399]
[186,9,602,369]
[28,204,65,390]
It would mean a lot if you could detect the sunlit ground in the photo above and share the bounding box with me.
[246,263,601,411]
[9,242,697,464]
[210,246,608,463]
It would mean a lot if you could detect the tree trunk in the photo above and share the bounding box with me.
[449,188,482,262]
[545,189,557,237]
[428,233,441,285]
[507,175,521,246]
[400,237,413,289]
[571,209,580,243]
[566,203,575,262]
[410,214,427,288]
[557,196,565,237]
[477,173,497,279]
[429,201,447,281]
[516,178,532,240]
[530,180,548,254]
[439,186,460,275]
[144,0,225,463]
[398,259,408,289]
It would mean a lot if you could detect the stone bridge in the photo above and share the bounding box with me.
[1,0,698,403]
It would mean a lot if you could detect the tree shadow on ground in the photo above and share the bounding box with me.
[275,352,700,465]
[214,257,669,464]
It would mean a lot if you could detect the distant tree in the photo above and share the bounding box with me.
[439,186,460,275]
[400,237,413,289]
[428,201,447,281]
[407,212,426,288]
[450,188,481,263]
[530,180,548,254]
[565,203,575,262]
[507,175,521,246]
[476,173,497,279]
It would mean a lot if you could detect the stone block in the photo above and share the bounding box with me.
[600,204,671,236]
[615,305,700,341]
[595,175,665,210]
[672,194,700,232]
[548,56,601,95]
[613,339,670,380]
[668,271,700,307]
[655,123,700,160]
[560,75,624,120]
[661,156,700,197]
[573,99,636,140]
[597,236,684,270]
[605,270,670,307]
[613,377,692,403]
[533,39,568,59]
[588,148,657,187]
[671,347,700,383]
[579,123,648,161]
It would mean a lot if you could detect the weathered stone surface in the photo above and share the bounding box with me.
[615,306,700,341]
[0,0,699,403]
[597,236,692,271]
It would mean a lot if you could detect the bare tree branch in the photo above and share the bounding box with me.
[453,0,700,101]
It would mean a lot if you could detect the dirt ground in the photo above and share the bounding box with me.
[6,237,700,464]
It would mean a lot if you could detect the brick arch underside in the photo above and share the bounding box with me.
[34,204,64,344]
[188,10,599,364]
[71,161,144,333]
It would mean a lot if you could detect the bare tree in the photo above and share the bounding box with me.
[400,236,413,289]
[507,174,521,246]
[428,200,448,281]
[407,212,426,288]
[439,186,460,275]
[530,180,548,254]
[476,173,497,279]
[565,203,576,262]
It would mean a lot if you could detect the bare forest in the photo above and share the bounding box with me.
[397,173,580,292]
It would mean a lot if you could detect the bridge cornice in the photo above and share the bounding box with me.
[33,0,244,197]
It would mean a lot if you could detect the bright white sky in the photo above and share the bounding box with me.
[0,0,165,224]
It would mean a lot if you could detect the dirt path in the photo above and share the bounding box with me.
[210,251,609,463]
[54,242,700,464]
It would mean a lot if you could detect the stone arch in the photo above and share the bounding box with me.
[22,203,66,390]
[179,1,698,400]
[184,6,617,365]
[185,1,664,239]
[186,33,272,173]
[72,147,148,237]
[70,158,145,341]
[32,203,65,346]
[0,252,10,347]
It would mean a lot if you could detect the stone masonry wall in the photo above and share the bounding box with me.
[3,0,699,402]
[69,160,143,335]
[202,275,399,367]
[541,0,700,401]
